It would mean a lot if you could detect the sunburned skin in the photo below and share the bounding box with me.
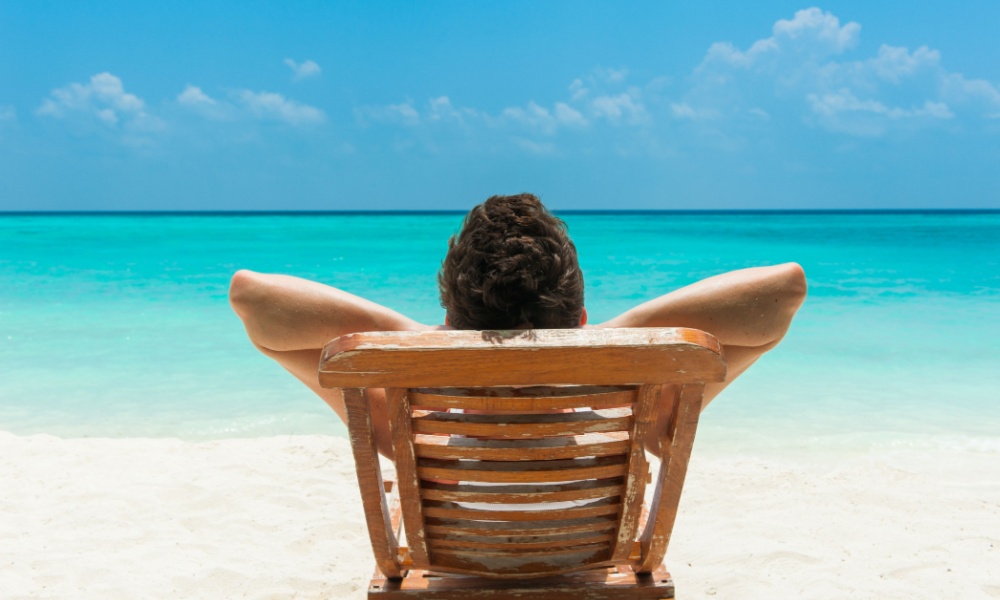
[229,262,807,458]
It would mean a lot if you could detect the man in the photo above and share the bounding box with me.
[230,194,807,457]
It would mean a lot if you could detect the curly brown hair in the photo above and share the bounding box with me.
[438,194,585,330]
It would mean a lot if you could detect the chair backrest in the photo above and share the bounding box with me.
[319,327,725,580]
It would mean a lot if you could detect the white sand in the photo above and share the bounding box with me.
[1,431,998,599]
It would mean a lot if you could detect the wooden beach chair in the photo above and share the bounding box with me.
[319,327,725,599]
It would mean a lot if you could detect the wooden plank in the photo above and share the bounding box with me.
[414,432,630,461]
[319,327,725,388]
[428,532,613,551]
[343,387,402,579]
[432,545,610,577]
[425,515,617,537]
[421,478,623,504]
[412,409,632,438]
[611,384,659,561]
[637,383,704,573]
[386,388,431,568]
[434,542,610,558]
[416,456,627,483]
[421,498,621,522]
[369,565,674,599]
[410,386,636,411]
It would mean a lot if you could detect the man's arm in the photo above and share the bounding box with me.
[229,270,432,457]
[228,270,427,352]
[597,262,807,409]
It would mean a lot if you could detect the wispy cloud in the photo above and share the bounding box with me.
[177,84,217,108]
[686,7,1000,135]
[235,90,326,126]
[501,101,587,134]
[357,65,646,153]
[0,105,15,122]
[590,91,648,125]
[35,72,165,145]
[36,72,162,131]
[177,85,326,127]
[284,58,322,81]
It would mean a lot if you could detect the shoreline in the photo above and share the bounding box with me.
[2,431,997,598]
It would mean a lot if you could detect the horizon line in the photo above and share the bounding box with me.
[2,208,999,217]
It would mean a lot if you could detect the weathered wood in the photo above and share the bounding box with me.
[414,432,630,461]
[412,409,632,438]
[432,545,611,577]
[369,565,674,599]
[410,386,637,411]
[320,327,724,388]
[611,384,660,561]
[637,383,704,573]
[421,498,621,522]
[421,478,624,504]
[386,388,431,568]
[425,515,617,537]
[428,532,614,551]
[416,456,628,484]
[343,388,402,578]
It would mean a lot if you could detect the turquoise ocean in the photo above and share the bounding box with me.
[2,212,998,457]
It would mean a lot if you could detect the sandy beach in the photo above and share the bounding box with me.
[2,431,997,599]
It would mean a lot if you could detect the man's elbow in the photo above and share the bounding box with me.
[770,262,807,341]
[780,262,808,307]
[229,269,263,320]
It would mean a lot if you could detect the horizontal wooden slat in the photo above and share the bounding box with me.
[319,327,725,388]
[432,545,610,576]
[415,432,631,461]
[410,386,636,411]
[420,478,624,504]
[412,409,631,439]
[432,542,611,559]
[426,515,617,538]
[428,532,614,551]
[417,456,627,484]
[421,498,621,522]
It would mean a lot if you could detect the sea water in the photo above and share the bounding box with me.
[1,212,998,456]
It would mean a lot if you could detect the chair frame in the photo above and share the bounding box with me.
[320,327,725,599]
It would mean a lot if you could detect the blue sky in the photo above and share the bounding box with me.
[1,1,999,210]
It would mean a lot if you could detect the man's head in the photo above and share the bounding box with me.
[438,193,585,330]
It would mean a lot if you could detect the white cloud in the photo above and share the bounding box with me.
[808,89,952,136]
[356,97,474,127]
[176,84,235,121]
[867,45,940,83]
[701,8,859,73]
[427,96,476,124]
[772,7,860,53]
[235,90,326,126]
[591,92,647,125]
[177,84,217,107]
[501,102,554,133]
[0,105,15,122]
[284,58,322,81]
[554,102,587,127]
[686,8,1000,135]
[501,100,587,134]
[38,73,142,120]
[36,72,163,134]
